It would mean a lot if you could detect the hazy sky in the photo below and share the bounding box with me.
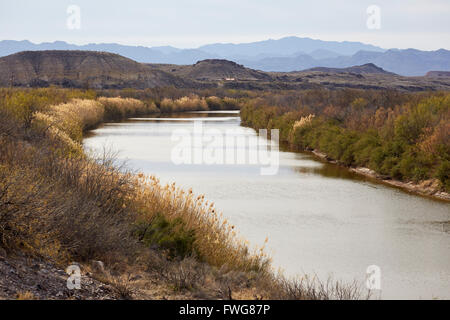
[1,0,449,50]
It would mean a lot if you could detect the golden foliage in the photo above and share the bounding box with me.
[98,97,157,119]
[292,114,315,132]
[160,95,208,113]
[132,175,270,272]
[0,90,269,273]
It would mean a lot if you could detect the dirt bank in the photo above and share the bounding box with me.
[311,150,450,201]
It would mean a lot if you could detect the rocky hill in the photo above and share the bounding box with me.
[268,64,450,91]
[0,50,189,89]
[304,63,394,75]
[150,59,272,81]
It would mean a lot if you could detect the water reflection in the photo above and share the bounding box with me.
[83,111,450,300]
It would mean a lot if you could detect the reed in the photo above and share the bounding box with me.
[132,175,270,272]
[0,88,369,299]
[98,97,158,119]
[1,94,269,272]
[160,95,208,113]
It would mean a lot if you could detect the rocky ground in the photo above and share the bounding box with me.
[349,167,450,201]
[0,250,119,300]
[0,248,257,300]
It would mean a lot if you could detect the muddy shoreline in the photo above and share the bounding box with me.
[310,149,450,202]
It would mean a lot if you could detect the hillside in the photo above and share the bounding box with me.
[266,63,450,91]
[304,63,394,75]
[0,50,188,89]
[150,59,272,81]
[1,50,450,91]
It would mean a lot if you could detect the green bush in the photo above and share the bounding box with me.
[436,161,450,191]
[135,214,196,259]
[241,91,449,191]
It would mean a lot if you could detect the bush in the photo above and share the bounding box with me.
[160,95,208,113]
[0,89,270,274]
[436,161,450,191]
[98,97,153,120]
[132,175,270,272]
[135,213,196,259]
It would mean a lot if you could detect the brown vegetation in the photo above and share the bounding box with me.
[0,87,369,300]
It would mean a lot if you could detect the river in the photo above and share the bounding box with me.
[83,110,450,299]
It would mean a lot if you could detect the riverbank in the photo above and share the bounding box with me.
[310,149,450,201]
[1,88,368,300]
[240,91,450,201]
[86,110,450,299]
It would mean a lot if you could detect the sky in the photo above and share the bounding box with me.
[0,0,449,50]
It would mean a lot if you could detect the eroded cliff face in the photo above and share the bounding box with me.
[1,50,450,91]
[0,50,188,89]
[182,59,272,81]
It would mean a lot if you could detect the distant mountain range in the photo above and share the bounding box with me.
[0,37,450,76]
[197,36,385,59]
[241,48,450,76]
[0,37,383,64]
[0,37,449,76]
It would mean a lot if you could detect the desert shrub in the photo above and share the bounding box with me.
[0,91,270,274]
[48,99,104,140]
[98,97,152,119]
[134,213,196,259]
[148,255,208,291]
[0,131,137,261]
[436,161,450,190]
[0,87,394,300]
[132,175,270,272]
[206,96,240,110]
[205,96,223,110]
[16,291,36,300]
[0,88,96,125]
[260,274,370,300]
[222,97,240,110]
[160,95,208,113]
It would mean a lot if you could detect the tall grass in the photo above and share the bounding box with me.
[0,92,268,272]
[98,97,158,120]
[132,175,269,271]
[205,96,240,110]
[0,88,368,299]
[158,95,242,112]
[159,95,208,113]
[39,99,104,142]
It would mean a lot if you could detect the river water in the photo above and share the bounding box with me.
[83,111,450,299]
